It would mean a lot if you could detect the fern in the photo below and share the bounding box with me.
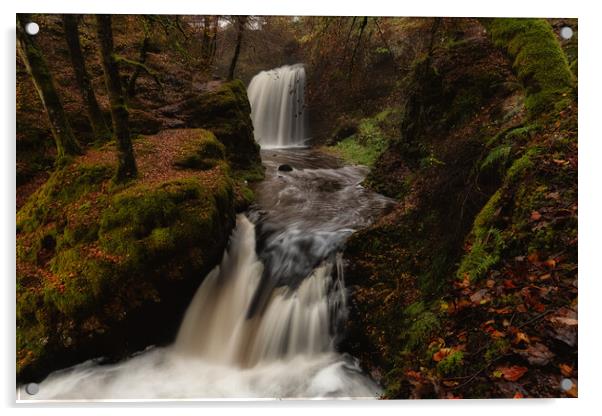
[480,144,512,171]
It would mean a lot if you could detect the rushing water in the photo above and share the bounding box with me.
[18,67,394,401]
[247,64,309,148]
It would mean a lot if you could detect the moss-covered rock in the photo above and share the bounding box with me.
[170,80,262,172]
[16,129,239,381]
[484,18,576,117]
[173,130,226,170]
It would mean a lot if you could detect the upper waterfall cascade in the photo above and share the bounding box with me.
[247,64,309,148]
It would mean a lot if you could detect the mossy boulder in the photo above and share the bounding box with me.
[484,18,576,117]
[16,130,238,382]
[168,80,262,171]
[173,130,226,170]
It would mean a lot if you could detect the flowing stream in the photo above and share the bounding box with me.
[19,65,393,401]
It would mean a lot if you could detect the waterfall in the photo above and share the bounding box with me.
[18,104,395,402]
[22,215,381,400]
[175,215,346,366]
[247,64,309,148]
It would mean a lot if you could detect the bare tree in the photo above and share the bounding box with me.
[17,14,82,160]
[95,15,137,181]
[62,14,111,141]
[227,16,248,80]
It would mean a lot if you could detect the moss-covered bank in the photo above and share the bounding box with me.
[341,18,577,398]
[16,125,260,381]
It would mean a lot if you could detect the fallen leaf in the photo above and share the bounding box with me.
[513,392,524,399]
[498,365,528,382]
[470,288,490,304]
[491,307,513,315]
[531,211,542,221]
[518,342,554,366]
[513,331,530,345]
[503,279,517,289]
[528,252,540,263]
[539,273,552,281]
[544,259,557,269]
[405,370,422,380]
[559,363,573,377]
[433,348,452,362]
[550,317,578,326]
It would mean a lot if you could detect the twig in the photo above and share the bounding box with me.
[516,308,555,330]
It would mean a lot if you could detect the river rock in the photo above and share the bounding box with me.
[278,164,293,172]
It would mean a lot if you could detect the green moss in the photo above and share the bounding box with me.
[457,187,507,281]
[486,18,575,117]
[484,338,510,363]
[437,351,464,376]
[506,147,539,183]
[17,163,112,234]
[400,302,441,350]
[172,130,225,170]
[184,80,261,171]
[17,139,238,378]
[327,108,399,167]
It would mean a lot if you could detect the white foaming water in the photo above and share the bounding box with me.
[247,64,309,148]
[19,216,381,400]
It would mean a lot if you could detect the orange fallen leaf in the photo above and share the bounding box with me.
[539,273,552,281]
[433,348,452,362]
[544,259,557,269]
[530,211,542,221]
[559,363,573,377]
[498,365,528,381]
[503,279,517,289]
[513,331,530,345]
[405,370,422,380]
[513,392,524,399]
[527,252,540,263]
[492,307,513,315]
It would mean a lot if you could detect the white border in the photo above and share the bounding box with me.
[2,1,600,415]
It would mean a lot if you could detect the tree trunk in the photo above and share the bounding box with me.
[62,14,111,141]
[210,16,219,64]
[95,14,137,181]
[227,16,247,81]
[126,34,150,99]
[16,14,81,159]
[201,16,210,61]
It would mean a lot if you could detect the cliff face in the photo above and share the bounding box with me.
[16,80,263,382]
[341,18,577,398]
